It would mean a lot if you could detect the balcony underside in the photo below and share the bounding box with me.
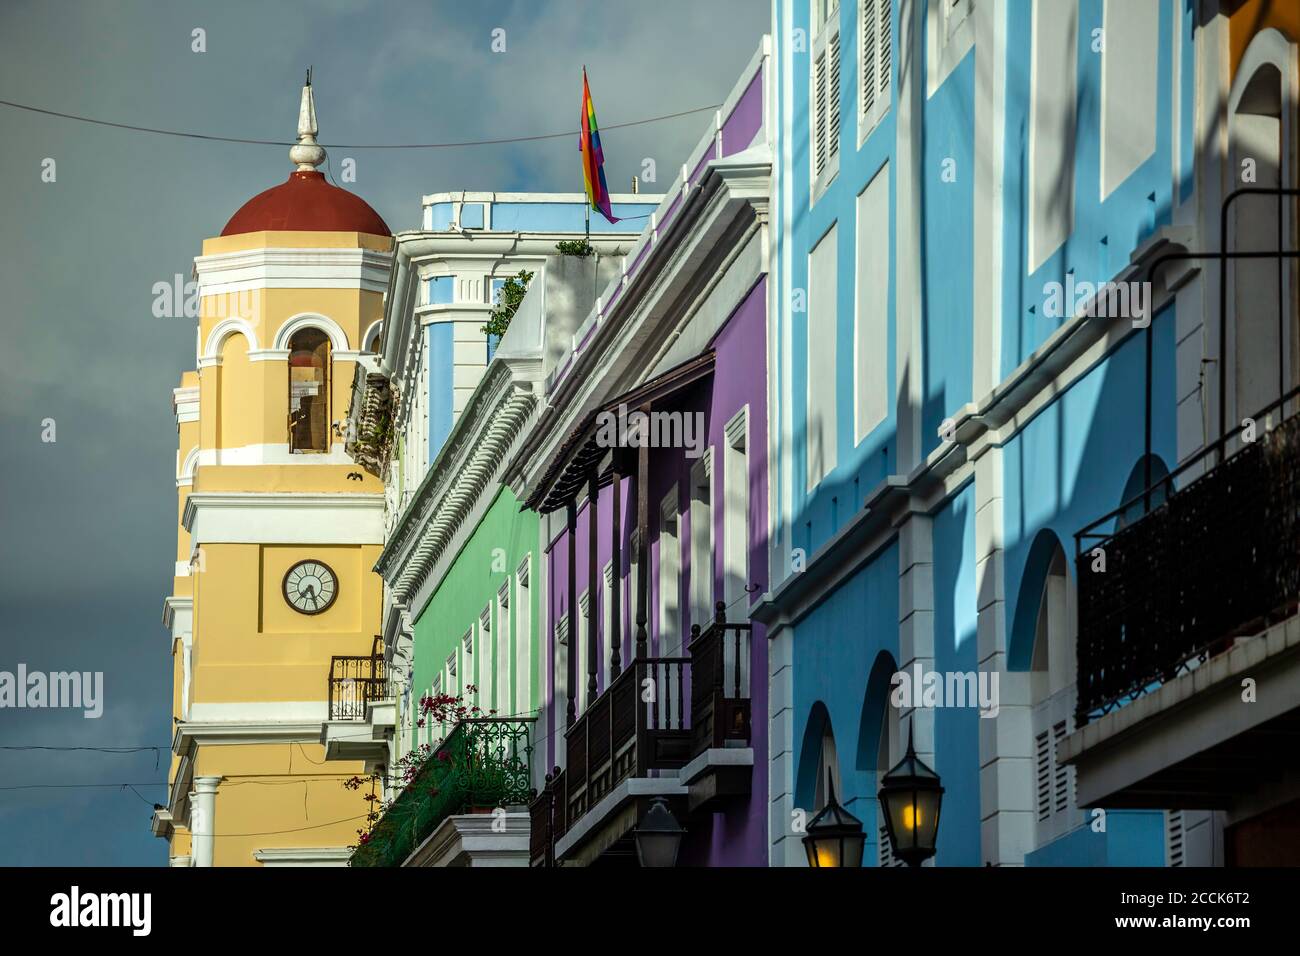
[321,697,394,764]
[1062,614,1300,809]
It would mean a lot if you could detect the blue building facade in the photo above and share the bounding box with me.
[759,0,1200,866]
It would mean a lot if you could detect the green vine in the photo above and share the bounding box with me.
[481,269,534,339]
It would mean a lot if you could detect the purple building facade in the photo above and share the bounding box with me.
[508,40,773,866]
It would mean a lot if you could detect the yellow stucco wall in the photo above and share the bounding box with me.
[195,744,368,867]
[164,227,391,865]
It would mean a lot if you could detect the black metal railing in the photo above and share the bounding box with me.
[328,636,390,721]
[351,717,534,867]
[1075,384,1300,724]
[690,601,753,755]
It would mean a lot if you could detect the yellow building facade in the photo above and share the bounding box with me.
[154,80,393,866]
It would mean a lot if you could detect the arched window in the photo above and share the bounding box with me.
[1029,541,1077,847]
[289,328,330,453]
[1229,41,1292,426]
[813,722,841,813]
[1116,454,1170,530]
[366,326,382,354]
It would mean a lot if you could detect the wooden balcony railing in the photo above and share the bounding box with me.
[690,601,753,753]
[328,636,390,721]
[528,605,759,864]
[1075,385,1300,724]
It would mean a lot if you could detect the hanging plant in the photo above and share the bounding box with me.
[481,270,534,339]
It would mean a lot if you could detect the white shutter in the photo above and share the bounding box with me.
[859,0,891,136]
[877,0,891,105]
[814,49,829,176]
[827,32,841,163]
[861,0,877,121]
[1034,693,1077,844]
[1035,728,1052,822]
[1166,810,1185,867]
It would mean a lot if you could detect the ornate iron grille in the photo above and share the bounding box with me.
[350,717,534,867]
[1075,398,1300,724]
[328,637,389,721]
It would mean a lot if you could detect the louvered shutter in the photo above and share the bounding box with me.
[1167,810,1185,867]
[1035,728,1052,822]
[878,820,894,867]
[859,0,892,134]
[827,32,841,163]
[877,0,891,105]
[861,0,877,120]
[814,49,829,176]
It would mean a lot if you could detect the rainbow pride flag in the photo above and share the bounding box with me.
[580,67,618,224]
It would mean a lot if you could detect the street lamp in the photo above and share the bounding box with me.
[878,723,944,867]
[801,779,866,867]
[634,797,685,867]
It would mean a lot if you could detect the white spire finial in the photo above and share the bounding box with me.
[289,67,326,172]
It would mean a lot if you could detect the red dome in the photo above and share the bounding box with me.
[221,170,390,237]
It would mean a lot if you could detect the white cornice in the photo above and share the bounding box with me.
[173,385,200,424]
[193,246,393,296]
[253,847,351,866]
[182,491,384,544]
[163,595,193,633]
[173,719,326,753]
[420,190,659,206]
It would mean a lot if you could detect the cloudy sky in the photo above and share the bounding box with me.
[0,0,769,865]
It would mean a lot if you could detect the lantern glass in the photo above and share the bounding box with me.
[877,725,945,866]
[634,798,684,868]
[800,781,866,868]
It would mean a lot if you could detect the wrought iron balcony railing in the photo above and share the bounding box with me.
[1075,385,1300,725]
[350,717,535,867]
[328,636,390,721]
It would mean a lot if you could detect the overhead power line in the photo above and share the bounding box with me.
[0,98,720,149]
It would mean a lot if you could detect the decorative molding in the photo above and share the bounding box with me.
[253,847,352,867]
[196,443,355,467]
[202,317,260,358]
[162,595,193,633]
[173,386,200,425]
[173,719,325,753]
[272,312,351,352]
[182,491,384,545]
[193,246,393,297]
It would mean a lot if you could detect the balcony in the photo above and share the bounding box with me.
[530,604,752,866]
[351,717,535,867]
[1064,389,1300,808]
[322,637,394,765]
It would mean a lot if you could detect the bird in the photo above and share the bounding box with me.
[347,472,364,481]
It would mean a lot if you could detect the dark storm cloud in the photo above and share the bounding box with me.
[0,0,768,863]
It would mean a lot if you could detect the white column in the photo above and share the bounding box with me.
[973,447,1034,865]
[767,624,800,865]
[896,512,936,855]
[191,775,221,868]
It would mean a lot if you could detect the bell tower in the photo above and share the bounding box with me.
[156,75,393,867]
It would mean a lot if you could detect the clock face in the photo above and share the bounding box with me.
[282,560,338,615]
